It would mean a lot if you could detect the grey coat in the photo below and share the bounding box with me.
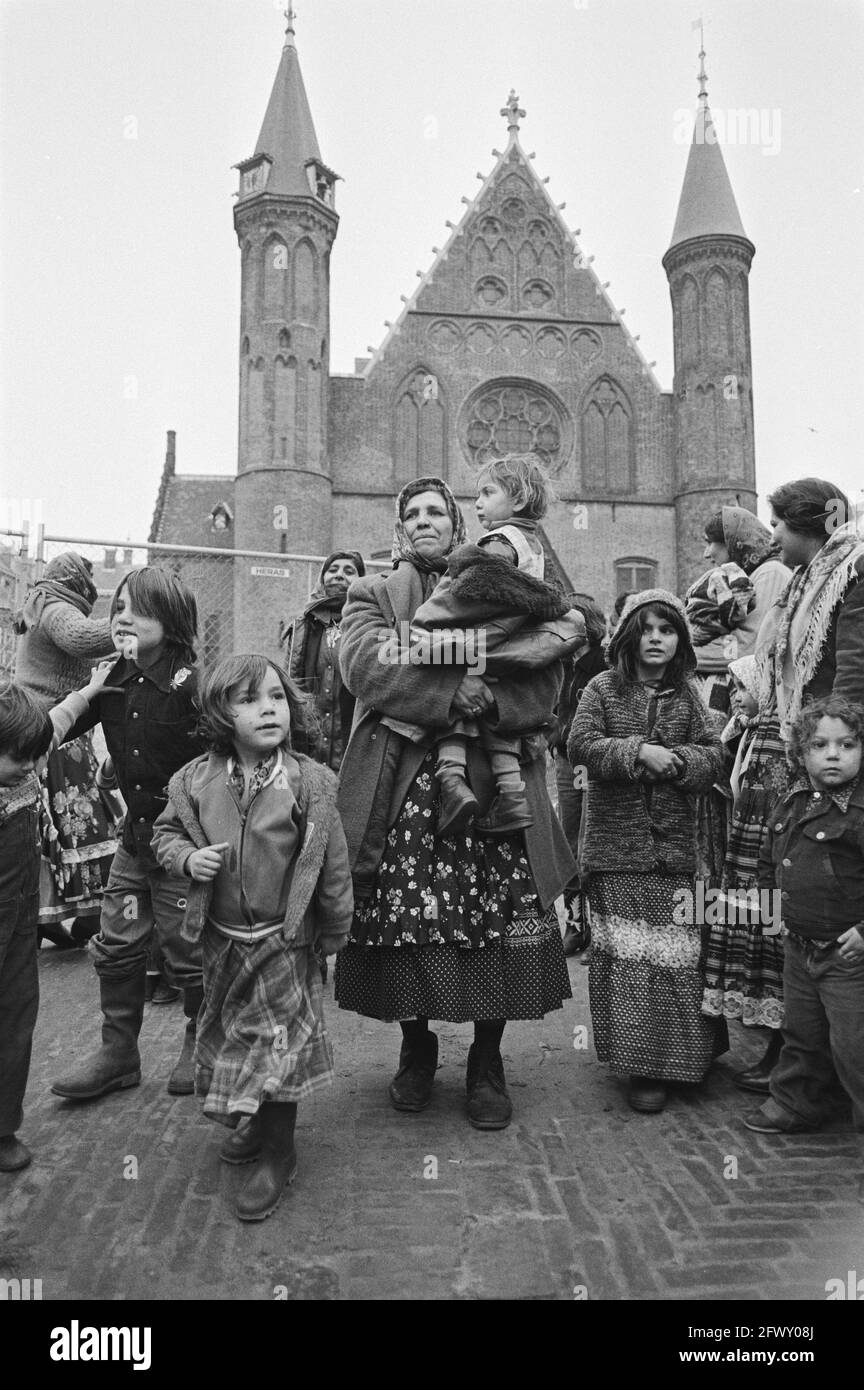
[568,669,724,875]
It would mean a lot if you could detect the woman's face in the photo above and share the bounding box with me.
[703,538,730,565]
[769,512,822,568]
[401,490,454,559]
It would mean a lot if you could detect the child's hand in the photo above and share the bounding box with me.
[81,656,120,700]
[186,843,229,882]
[837,924,864,964]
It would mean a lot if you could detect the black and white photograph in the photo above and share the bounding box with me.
[1,0,863,1334]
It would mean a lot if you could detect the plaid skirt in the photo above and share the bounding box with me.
[195,925,334,1125]
[701,712,790,1028]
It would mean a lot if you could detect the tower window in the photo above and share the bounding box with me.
[614,557,656,596]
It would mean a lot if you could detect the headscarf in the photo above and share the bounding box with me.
[309,550,367,613]
[391,476,467,575]
[720,506,776,575]
[14,551,97,633]
[317,550,366,586]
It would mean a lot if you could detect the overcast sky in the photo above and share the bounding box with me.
[2,0,862,545]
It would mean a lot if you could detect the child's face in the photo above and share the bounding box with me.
[730,682,758,719]
[637,612,679,672]
[0,749,36,787]
[111,585,166,661]
[228,666,292,760]
[802,716,862,790]
[475,475,515,531]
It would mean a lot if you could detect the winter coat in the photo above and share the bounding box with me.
[337,564,577,904]
[14,600,114,705]
[63,649,206,854]
[757,776,864,940]
[568,669,724,874]
[280,594,355,772]
[151,751,353,952]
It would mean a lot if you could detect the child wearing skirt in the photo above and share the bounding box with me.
[152,654,353,1221]
[568,590,726,1114]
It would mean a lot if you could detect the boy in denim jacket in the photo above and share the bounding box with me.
[745,695,864,1197]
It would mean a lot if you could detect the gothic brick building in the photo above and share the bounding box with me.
[150,17,757,657]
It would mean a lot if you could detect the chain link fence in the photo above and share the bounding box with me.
[1,530,386,680]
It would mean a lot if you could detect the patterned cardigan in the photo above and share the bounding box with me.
[567,669,724,875]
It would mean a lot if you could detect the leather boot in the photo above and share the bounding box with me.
[0,1135,32,1172]
[437,773,478,836]
[388,1031,439,1111]
[475,789,533,837]
[466,1043,512,1130]
[732,1031,783,1094]
[51,967,145,1100]
[235,1102,298,1222]
[220,1114,263,1166]
[167,984,204,1095]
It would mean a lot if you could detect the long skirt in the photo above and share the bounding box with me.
[701,713,790,1029]
[38,735,117,924]
[195,927,334,1125]
[335,754,571,1023]
[588,870,723,1082]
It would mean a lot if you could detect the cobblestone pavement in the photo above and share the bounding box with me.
[1,943,861,1302]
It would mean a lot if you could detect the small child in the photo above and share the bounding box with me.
[51,567,207,1102]
[151,654,353,1222]
[388,453,582,837]
[0,664,115,1172]
[684,560,755,647]
[744,694,864,1194]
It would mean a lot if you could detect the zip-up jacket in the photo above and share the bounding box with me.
[757,777,864,940]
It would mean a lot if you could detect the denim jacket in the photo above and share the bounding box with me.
[757,777,864,940]
[64,650,206,854]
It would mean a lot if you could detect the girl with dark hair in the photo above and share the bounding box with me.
[51,567,208,1104]
[152,655,352,1221]
[569,591,726,1114]
[334,477,575,1131]
[13,551,118,947]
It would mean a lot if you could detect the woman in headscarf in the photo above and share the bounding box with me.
[703,479,864,1092]
[334,477,575,1129]
[689,504,791,719]
[14,552,117,947]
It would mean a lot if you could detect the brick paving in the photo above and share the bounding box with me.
[1,942,861,1302]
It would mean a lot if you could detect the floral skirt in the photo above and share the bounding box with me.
[588,870,725,1083]
[701,714,790,1029]
[196,927,333,1125]
[38,735,117,923]
[334,755,571,1023]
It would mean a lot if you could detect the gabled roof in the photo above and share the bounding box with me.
[252,23,322,197]
[668,101,749,250]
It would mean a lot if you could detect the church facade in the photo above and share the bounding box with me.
[149,18,758,658]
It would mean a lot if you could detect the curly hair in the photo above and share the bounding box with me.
[197,654,319,757]
[477,453,555,521]
[787,694,864,773]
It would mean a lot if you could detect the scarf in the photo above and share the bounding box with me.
[756,520,864,740]
[14,551,97,633]
[390,476,467,580]
[721,506,776,575]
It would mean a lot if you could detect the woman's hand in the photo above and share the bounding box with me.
[450,673,496,718]
[186,843,229,882]
[637,743,684,779]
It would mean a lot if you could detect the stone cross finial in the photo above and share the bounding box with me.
[500,89,526,136]
[284,3,296,41]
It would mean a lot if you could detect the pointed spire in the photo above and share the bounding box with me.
[254,11,322,196]
[667,38,749,251]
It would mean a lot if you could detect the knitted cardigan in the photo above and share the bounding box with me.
[153,752,353,951]
[568,669,724,874]
[14,601,113,704]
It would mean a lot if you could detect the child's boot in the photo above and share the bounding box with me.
[437,771,478,836]
[0,1135,32,1172]
[235,1102,297,1221]
[475,787,533,837]
[220,1114,263,1165]
[167,984,204,1095]
[51,965,145,1100]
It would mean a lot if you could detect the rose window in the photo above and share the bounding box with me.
[461,380,570,474]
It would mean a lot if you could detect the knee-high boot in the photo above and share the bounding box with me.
[51,965,145,1100]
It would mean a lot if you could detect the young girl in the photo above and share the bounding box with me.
[151,655,353,1222]
[568,590,726,1114]
[51,567,207,1102]
[0,664,114,1171]
[390,453,583,836]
